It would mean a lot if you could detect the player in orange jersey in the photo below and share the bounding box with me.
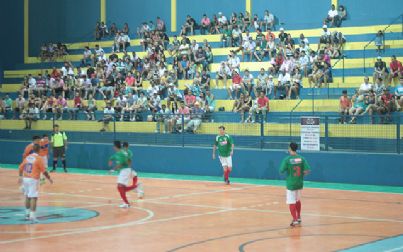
[39,134,50,184]
[22,135,41,160]
[19,144,53,223]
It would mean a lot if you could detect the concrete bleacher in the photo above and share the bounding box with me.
[0,23,402,140]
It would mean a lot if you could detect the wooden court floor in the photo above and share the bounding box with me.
[0,168,402,252]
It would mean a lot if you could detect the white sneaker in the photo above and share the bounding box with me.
[119,203,130,208]
[136,182,144,199]
[29,217,39,223]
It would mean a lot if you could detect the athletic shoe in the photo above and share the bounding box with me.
[25,214,30,220]
[50,169,56,173]
[226,180,230,185]
[290,220,299,227]
[136,182,144,199]
[119,203,130,208]
[297,218,301,224]
[40,178,46,185]
[30,217,39,223]
[64,168,68,173]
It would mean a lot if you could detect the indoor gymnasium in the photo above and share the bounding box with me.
[0,0,402,251]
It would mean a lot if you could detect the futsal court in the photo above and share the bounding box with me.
[0,167,402,252]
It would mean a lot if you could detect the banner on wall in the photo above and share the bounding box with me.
[300,117,320,151]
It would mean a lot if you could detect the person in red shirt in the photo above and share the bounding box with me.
[377,88,396,123]
[19,144,53,223]
[339,90,351,124]
[227,69,243,99]
[389,55,403,85]
[251,91,270,123]
[69,92,82,120]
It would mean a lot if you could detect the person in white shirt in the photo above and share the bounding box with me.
[242,69,254,95]
[255,68,268,97]
[218,12,228,28]
[325,4,339,27]
[118,32,130,52]
[319,25,331,46]
[216,62,232,88]
[358,77,373,95]
[100,103,115,131]
[232,25,242,47]
[227,51,241,71]
[261,10,274,31]
[81,47,92,66]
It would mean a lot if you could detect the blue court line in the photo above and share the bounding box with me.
[339,235,403,252]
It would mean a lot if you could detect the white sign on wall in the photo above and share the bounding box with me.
[300,117,320,151]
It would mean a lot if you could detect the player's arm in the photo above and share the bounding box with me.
[63,132,68,149]
[302,157,311,175]
[279,158,287,174]
[38,159,53,184]
[229,136,234,156]
[212,141,217,159]
[18,162,24,184]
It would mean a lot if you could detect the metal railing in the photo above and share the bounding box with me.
[0,111,401,154]
[363,13,403,73]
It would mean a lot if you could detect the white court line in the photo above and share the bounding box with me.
[384,246,403,252]
[0,208,227,245]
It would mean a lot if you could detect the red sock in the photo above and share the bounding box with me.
[117,185,129,204]
[296,201,301,219]
[224,170,229,181]
[289,204,297,221]
[123,176,138,192]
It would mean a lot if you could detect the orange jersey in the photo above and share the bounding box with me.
[19,153,45,180]
[39,139,49,156]
[23,143,34,160]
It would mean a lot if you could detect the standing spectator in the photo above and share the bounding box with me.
[51,124,68,172]
[375,30,384,54]
[339,90,351,124]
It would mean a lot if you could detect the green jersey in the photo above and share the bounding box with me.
[214,134,233,157]
[125,148,133,160]
[109,150,130,169]
[279,154,311,190]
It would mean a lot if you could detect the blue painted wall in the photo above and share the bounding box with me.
[339,0,403,27]
[1,141,402,186]
[0,0,23,73]
[106,0,170,37]
[29,0,100,55]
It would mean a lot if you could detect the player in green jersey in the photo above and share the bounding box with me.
[280,142,311,227]
[212,126,234,185]
[109,141,138,208]
[122,142,144,199]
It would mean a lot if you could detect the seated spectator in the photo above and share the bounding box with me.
[185,102,204,133]
[22,104,39,130]
[261,10,274,31]
[156,16,166,31]
[227,69,243,99]
[114,94,128,121]
[129,92,147,121]
[41,95,56,120]
[276,70,291,98]
[251,91,270,123]
[337,5,347,27]
[227,50,241,72]
[200,14,211,35]
[180,15,196,36]
[155,104,172,133]
[373,56,389,83]
[84,94,97,120]
[122,22,129,35]
[325,4,339,27]
[362,90,380,124]
[221,25,233,47]
[178,55,190,79]
[339,90,351,124]
[217,12,228,30]
[389,55,403,85]
[394,77,403,111]
[377,88,396,123]
[100,102,115,132]
[349,94,367,124]
[148,92,162,116]
[288,79,301,99]
[81,46,92,66]
[14,94,26,119]
[194,47,208,71]
[184,90,196,108]
[109,22,117,37]
[205,90,216,113]
[168,35,181,56]
[210,14,220,34]
[55,95,68,120]
[216,61,231,89]
[242,69,254,95]
[359,77,373,95]
[319,25,331,46]
[171,101,191,133]
[69,92,82,120]
[99,73,116,99]
[241,11,251,32]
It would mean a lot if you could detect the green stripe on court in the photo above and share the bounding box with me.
[1,164,402,194]
[340,235,403,252]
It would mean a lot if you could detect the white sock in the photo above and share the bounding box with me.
[25,209,30,216]
[29,211,36,219]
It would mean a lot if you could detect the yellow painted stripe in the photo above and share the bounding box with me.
[23,0,29,63]
[0,120,397,139]
[100,0,106,23]
[331,0,338,7]
[171,0,177,32]
[246,0,252,15]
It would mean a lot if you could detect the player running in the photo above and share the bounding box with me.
[109,141,140,208]
[212,125,234,185]
[18,144,53,223]
[280,142,310,227]
[23,135,41,160]
[123,142,144,199]
[39,134,50,184]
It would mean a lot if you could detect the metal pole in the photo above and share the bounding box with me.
[325,116,329,151]
[181,114,185,147]
[312,86,315,115]
[342,56,345,83]
[363,48,366,73]
[260,114,264,149]
[397,114,401,154]
[113,115,116,142]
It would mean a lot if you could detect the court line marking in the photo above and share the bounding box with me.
[0,209,230,245]
[384,247,403,252]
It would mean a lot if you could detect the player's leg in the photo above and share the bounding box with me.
[295,190,302,223]
[61,148,67,172]
[219,156,229,183]
[117,183,130,207]
[286,190,299,226]
[225,156,233,185]
[116,168,132,207]
[29,197,38,222]
[52,148,58,172]
[26,178,39,222]
[24,196,30,220]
